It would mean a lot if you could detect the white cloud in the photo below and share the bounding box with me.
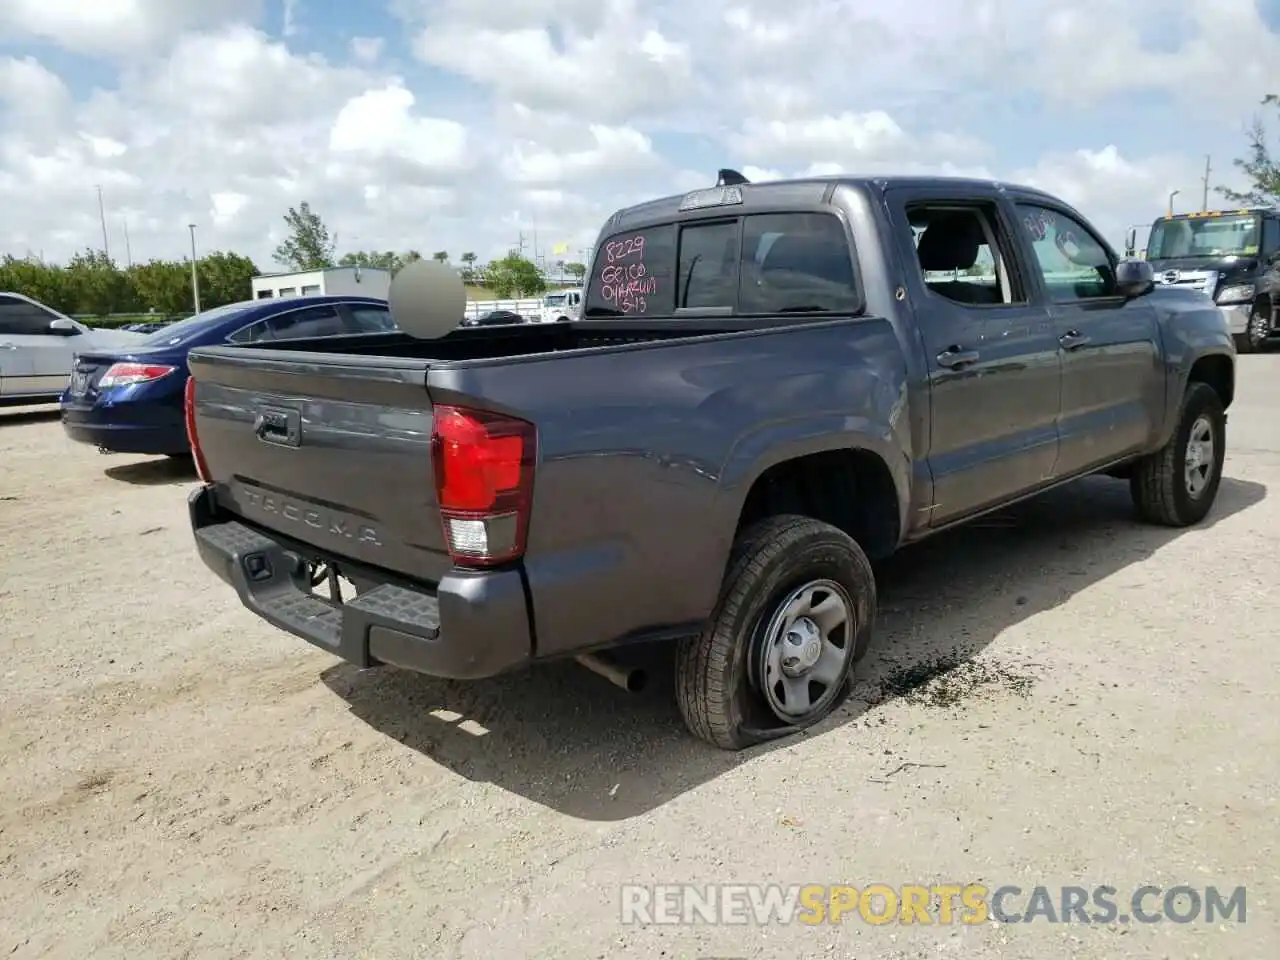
[0,0,1275,270]
[502,124,658,184]
[0,0,262,57]
[407,0,694,123]
[328,84,471,176]
[350,36,384,62]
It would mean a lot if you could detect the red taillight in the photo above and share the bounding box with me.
[184,377,211,483]
[98,362,176,388]
[431,404,536,567]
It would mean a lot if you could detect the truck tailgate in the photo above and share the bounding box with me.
[187,346,451,581]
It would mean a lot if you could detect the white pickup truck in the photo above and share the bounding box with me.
[532,288,582,323]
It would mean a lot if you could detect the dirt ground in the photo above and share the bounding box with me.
[2,360,1278,960]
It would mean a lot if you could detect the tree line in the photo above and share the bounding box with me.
[1,201,589,318]
[0,249,260,318]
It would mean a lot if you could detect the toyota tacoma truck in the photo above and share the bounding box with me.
[184,171,1235,750]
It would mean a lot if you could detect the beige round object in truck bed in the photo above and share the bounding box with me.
[387,260,467,339]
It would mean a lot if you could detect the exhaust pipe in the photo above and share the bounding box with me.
[575,652,648,693]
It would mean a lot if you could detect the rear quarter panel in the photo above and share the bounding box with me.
[426,319,913,659]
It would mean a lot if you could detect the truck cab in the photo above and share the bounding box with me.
[1133,208,1280,353]
[535,288,582,323]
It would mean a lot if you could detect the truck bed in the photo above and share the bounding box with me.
[184,316,832,584]
[235,318,750,364]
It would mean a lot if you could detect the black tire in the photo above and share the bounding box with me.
[1129,381,1226,527]
[674,514,876,750]
[1234,301,1271,354]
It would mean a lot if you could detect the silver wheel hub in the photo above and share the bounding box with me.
[1184,415,1214,498]
[755,579,854,721]
[780,616,823,677]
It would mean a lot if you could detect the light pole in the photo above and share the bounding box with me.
[96,184,110,260]
[188,224,201,314]
[1167,190,1180,217]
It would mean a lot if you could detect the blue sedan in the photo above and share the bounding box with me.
[61,295,397,457]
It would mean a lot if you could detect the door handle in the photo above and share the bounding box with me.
[936,347,980,369]
[0,342,16,350]
[1060,330,1092,350]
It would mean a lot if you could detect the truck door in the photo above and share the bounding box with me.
[886,189,1061,525]
[1259,216,1280,331]
[1011,200,1164,476]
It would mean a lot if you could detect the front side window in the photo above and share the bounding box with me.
[905,203,1025,307]
[1015,203,1115,302]
[584,212,858,317]
[1261,218,1280,258]
[0,295,60,335]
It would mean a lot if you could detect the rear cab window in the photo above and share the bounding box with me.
[584,209,860,319]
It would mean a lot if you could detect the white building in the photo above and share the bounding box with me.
[250,266,392,301]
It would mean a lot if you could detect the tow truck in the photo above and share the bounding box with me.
[1128,207,1280,353]
[532,288,582,324]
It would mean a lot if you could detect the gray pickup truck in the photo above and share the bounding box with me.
[185,171,1235,750]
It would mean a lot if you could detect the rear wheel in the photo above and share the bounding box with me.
[1129,381,1226,527]
[674,515,876,750]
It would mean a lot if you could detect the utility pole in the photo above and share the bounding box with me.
[123,220,132,268]
[1201,155,1211,212]
[516,230,526,256]
[188,224,202,314]
[1167,190,1180,217]
[96,185,110,260]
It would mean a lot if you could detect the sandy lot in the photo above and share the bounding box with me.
[2,361,1278,959]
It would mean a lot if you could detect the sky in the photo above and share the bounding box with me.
[0,0,1278,271]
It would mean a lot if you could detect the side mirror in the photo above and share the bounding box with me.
[48,317,81,336]
[1115,259,1155,299]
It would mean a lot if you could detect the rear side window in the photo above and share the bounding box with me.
[584,212,858,317]
[345,304,398,334]
[229,305,346,343]
[738,213,858,313]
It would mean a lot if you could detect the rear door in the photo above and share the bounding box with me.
[0,295,76,396]
[1010,198,1164,475]
[885,187,1061,525]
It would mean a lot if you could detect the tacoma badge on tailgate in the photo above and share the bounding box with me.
[239,487,383,547]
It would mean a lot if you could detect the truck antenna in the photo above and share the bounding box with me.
[717,168,750,186]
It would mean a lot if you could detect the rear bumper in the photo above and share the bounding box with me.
[188,485,532,680]
[61,404,188,454]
